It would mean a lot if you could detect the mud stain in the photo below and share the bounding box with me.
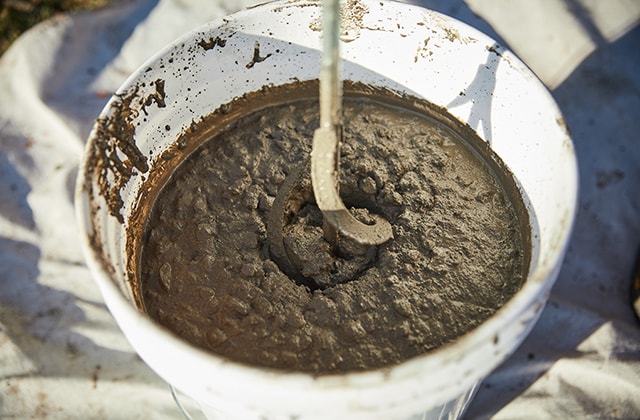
[198,36,227,51]
[246,41,273,69]
[89,85,149,223]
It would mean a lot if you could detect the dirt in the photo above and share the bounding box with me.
[133,83,530,375]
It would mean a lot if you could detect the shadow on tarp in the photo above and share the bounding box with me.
[41,0,160,143]
[0,236,163,386]
[0,150,35,230]
[467,23,640,419]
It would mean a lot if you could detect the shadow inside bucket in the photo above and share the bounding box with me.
[446,43,501,145]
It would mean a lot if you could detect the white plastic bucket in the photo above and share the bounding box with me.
[75,1,578,419]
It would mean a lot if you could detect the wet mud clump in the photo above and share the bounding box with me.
[135,88,530,374]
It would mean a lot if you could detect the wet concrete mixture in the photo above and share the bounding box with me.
[134,83,529,374]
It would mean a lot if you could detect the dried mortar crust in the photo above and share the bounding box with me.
[130,81,531,374]
[82,78,166,288]
[85,79,167,223]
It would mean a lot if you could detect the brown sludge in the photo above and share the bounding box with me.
[134,84,529,374]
